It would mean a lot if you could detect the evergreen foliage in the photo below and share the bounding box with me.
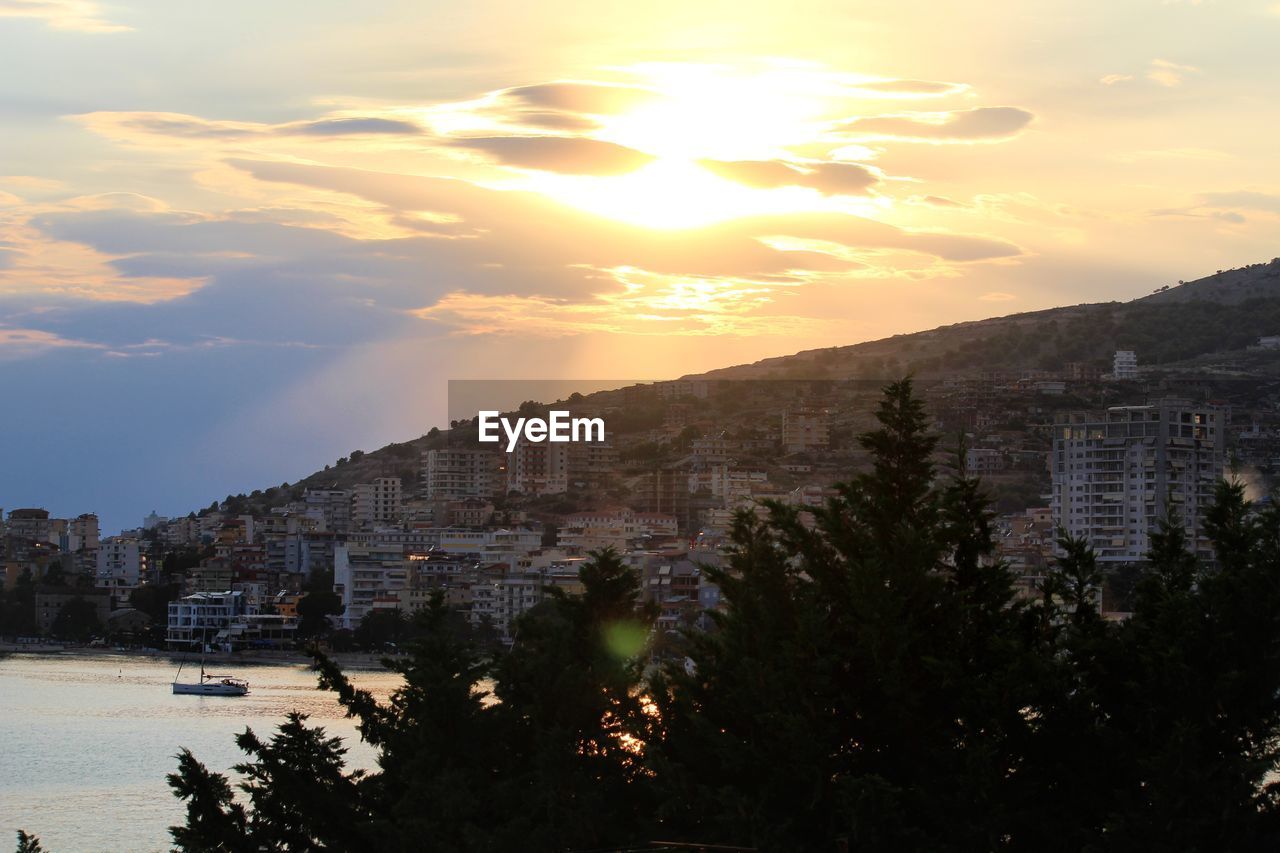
[161,379,1280,852]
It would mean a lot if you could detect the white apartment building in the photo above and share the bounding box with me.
[1112,350,1138,380]
[166,590,248,647]
[352,478,403,528]
[469,565,584,643]
[704,466,769,503]
[1052,400,1226,563]
[561,509,678,538]
[96,537,147,601]
[422,448,504,500]
[436,527,543,568]
[333,541,412,629]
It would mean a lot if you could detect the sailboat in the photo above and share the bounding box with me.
[172,630,249,696]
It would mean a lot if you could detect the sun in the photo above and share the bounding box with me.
[594,64,829,161]
[520,160,830,229]
[502,65,881,230]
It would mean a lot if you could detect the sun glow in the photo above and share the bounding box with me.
[594,65,829,161]
[503,65,887,230]
[521,159,837,229]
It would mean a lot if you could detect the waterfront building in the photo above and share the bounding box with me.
[166,590,249,647]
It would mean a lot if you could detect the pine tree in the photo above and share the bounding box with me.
[14,831,44,853]
[167,749,251,851]
[312,592,496,851]
[654,379,1041,850]
[486,548,658,851]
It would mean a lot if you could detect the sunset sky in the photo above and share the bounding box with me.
[3,0,1279,531]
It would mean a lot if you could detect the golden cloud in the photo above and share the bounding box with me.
[835,107,1034,142]
[0,0,128,32]
[449,136,656,176]
[413,267,823,338]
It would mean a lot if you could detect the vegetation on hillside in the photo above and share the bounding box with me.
[129,380,1280,852]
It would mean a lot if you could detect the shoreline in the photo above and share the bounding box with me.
[0,643,399,671]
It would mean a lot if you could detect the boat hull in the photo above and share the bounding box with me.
[172,681,249,696]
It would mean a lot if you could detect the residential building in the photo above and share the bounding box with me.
[561,509,678,538]
[6,508,51,544]
[352,478,403,528]
[35,587,112,635]
[96,537,147,604]
[65,513,100,553]
[468,562,584,643]
[1051,400,1227,563]
[333,542,412,629]
[166,590,249,647]
[1112,350,1138,380]
[303,488,353,533]
[782,408,830,454]
[965,447,1007,474]
[435,527,543,567]
[506,439,568,496]
[567,440,620,486]
[422,448,504,500]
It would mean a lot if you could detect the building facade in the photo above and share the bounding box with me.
[1052,400,1226,563]
[1112,350,1138,380]
[352,478,403,528]
[421,448,504,500]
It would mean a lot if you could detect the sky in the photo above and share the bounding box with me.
[2,0,1279,533]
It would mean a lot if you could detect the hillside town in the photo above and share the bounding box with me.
[3,343,1276,653]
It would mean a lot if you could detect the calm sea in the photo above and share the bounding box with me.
[0,653,402,852]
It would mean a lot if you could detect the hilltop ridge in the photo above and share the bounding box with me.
[204,259,1280,515]
[689,258,1280,382]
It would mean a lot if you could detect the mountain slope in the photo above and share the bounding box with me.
[696,258,1280,381]
[204,259,1280,515]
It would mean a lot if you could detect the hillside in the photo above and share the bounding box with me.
[202,258,1280,517]
[1140,259,1280,305]
[697,257,1280,382]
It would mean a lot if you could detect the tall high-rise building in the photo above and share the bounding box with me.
[1051,400,1226,563]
